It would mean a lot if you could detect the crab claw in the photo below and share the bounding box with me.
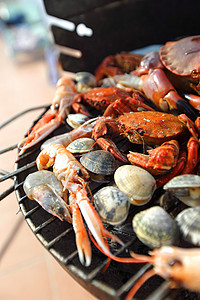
[128,140,180,175]
[184,93,200,111]
[141,69,198,119]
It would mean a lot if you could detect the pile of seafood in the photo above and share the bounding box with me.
[19,35,200,298]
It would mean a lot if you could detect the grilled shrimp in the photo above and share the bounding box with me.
[35,143,123,266]
[18,77,77,155]
[125,246,200,299]
[23,170,71,222]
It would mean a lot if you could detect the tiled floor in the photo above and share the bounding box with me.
[0,36,97,300]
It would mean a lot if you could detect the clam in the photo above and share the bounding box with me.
[133,206,179,249]
[75,72,97,93]
[114,165,156,205]
[176,207,200,246]
[66,113,89,128]
[66,138,95,154]
[163,174,200,207]
[93,186,130,225]
[80,150,117,176]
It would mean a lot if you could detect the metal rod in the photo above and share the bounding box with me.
[0,144,18,154]
[0,185,15,201]
[0,105,49,129]
[0,161,36,182]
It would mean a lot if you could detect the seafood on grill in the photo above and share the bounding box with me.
[93,186,130,225]
[18,76,77,155]
[132,206,179,249]
[80,150,118,175]
[71,86,153,117]
[163,174,200,207]
[66,113,89,128]
[97,36,200,117]
[176,207,200,246]
[23,170,71,222]
[66,137,96,154]
[124,246,200,299]
[160,35,200,96]
[35,143,123,266]
[95,52,143,82]
[41,117,98,149]
[80,150,118,182]
[114,165,157,205]
[92,110,200,184]
[75,72,97,93]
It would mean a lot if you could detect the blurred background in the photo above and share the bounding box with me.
[0,0,96,299]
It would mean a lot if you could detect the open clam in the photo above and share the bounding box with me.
[75,72,97,93]
[133,206,179,249]
[93,186,130,225]
[66,113,89,128]
[66,137,95,154]
[80,150,118,182]
[176,207,200,246]
[163,174,200,207]
[114,165,156,205]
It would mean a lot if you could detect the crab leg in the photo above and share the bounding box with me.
[103,96,154,117]
[127,140,180,175]
[181,137,200,174]
[156,151,186,187]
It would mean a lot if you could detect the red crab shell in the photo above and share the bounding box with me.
[160,35,200,93]
[117,111,188,145]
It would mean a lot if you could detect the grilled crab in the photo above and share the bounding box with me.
[92,110,200,185]
[72,86,154,117]
[95,52,143,82]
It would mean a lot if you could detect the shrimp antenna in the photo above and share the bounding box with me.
[125,268,156,300]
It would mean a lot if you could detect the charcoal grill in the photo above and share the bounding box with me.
[1,0,200,298]
[1,105,200,300]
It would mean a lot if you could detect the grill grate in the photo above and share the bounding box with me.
[1,107,200,300]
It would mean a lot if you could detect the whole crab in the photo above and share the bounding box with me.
[92,106,200,186]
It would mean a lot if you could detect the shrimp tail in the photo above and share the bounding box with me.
[69,192,92,266]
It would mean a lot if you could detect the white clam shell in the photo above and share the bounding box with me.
[66,138,95,154]
[163,174,200,207]
[114,165,156,205]
[93,186,130,225]
[176,207,200,245]
[66,113,89,128]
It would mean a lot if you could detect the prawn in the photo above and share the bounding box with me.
[125,246,200,299]
[36,143,123,266]
[23,170,72,222]
[18,76,77,155]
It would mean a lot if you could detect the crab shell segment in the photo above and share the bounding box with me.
[160,36,200,93]
[117,111,188,146]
